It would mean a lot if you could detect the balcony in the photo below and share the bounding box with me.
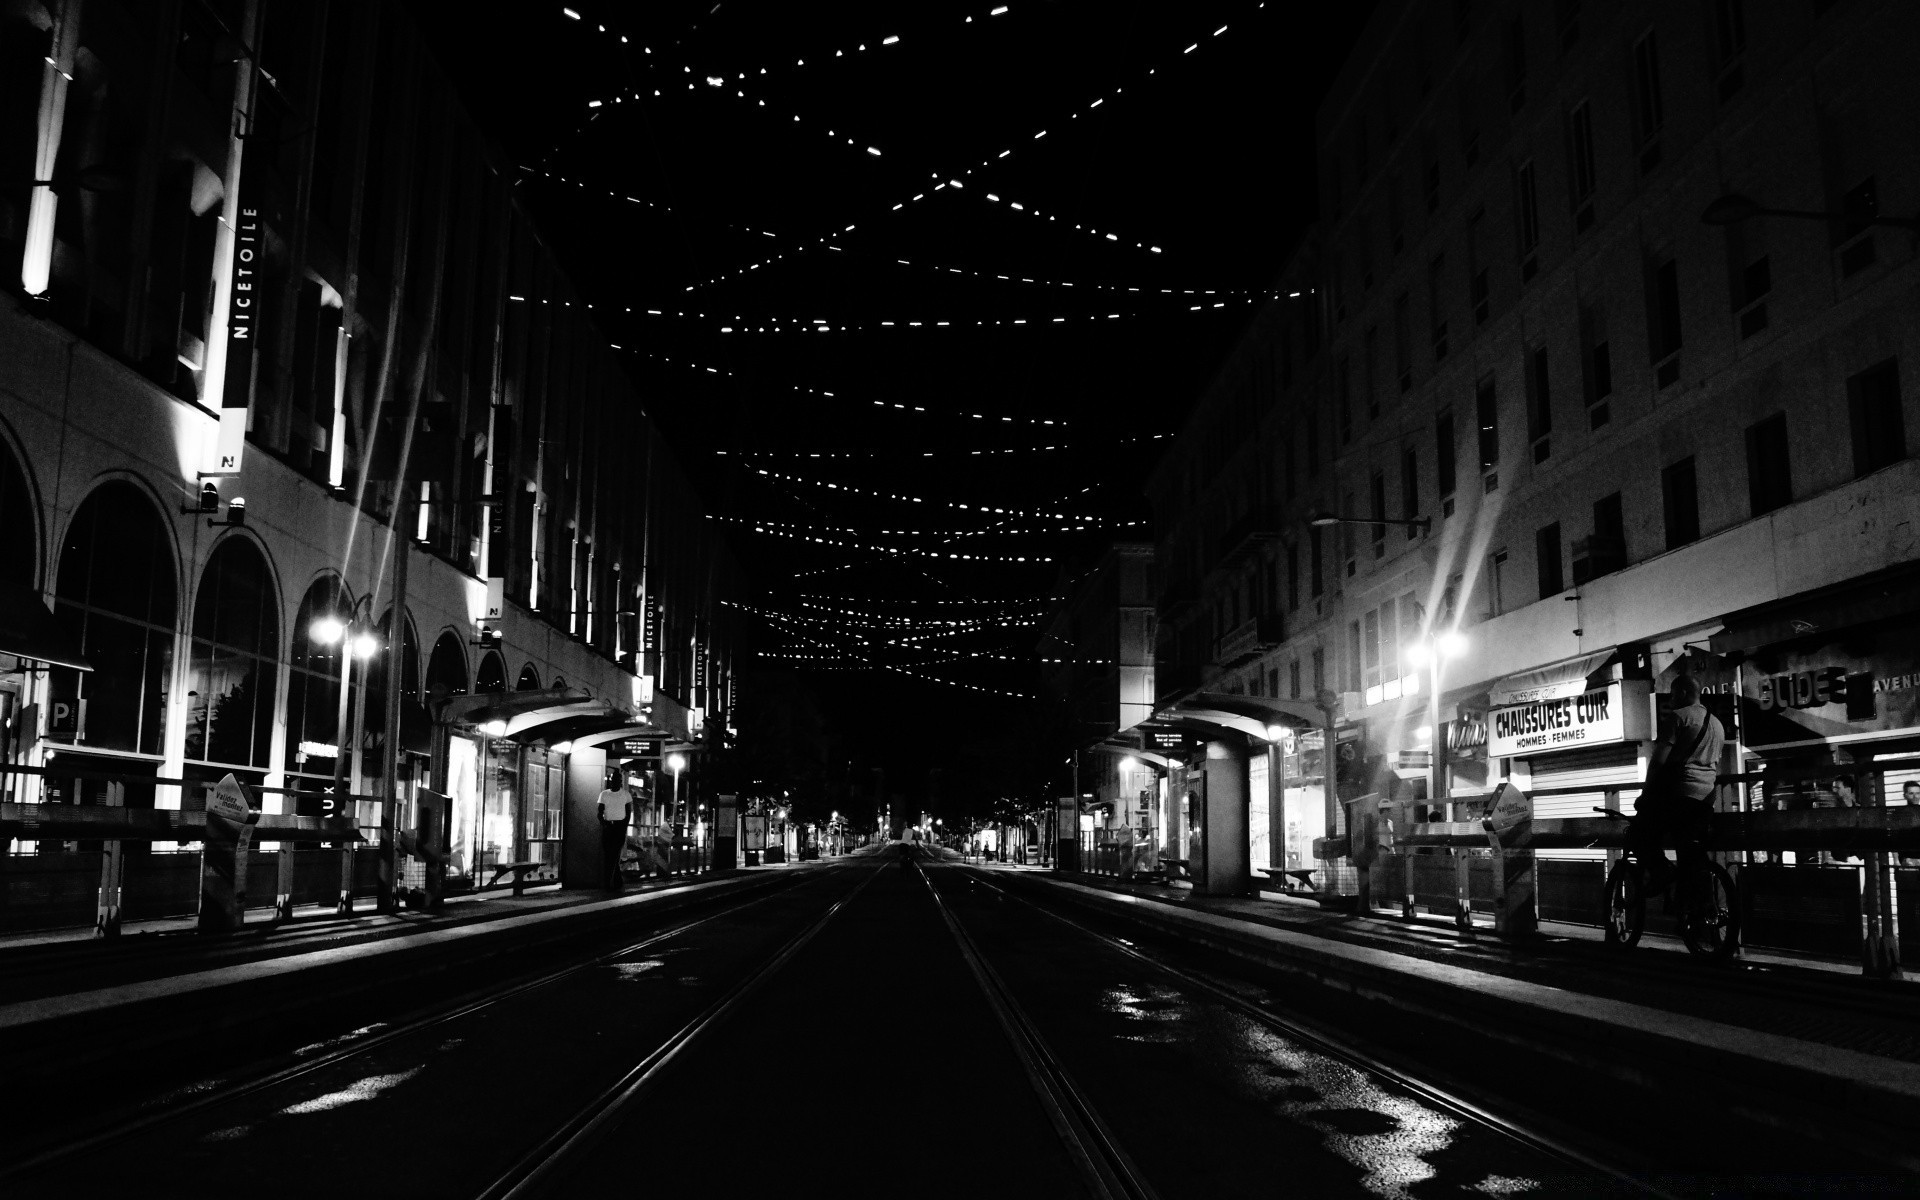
[1215,506,1289,570]
[1212,614,1285,668]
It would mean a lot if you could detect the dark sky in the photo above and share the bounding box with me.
[412,0,1373,794]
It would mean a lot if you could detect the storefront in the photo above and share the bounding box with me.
[1481,649,1655,857]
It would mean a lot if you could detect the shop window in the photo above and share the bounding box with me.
[185,538,278,771]
[1847,358,1905,478]
[283,575,353,787]
[50,483,177,757]
[516,662,542,691]
[475,650,507,693]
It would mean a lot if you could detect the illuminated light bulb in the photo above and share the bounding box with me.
[309,616,345,645]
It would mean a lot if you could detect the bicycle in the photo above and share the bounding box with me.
[1594,806,1741,960]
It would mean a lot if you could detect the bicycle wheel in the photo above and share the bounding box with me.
[1680,860,1741,959]
[1603,858,1645,948]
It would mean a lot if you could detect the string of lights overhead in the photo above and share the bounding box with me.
[709,514,1056,563]
[724,513,1142,539]
[638,352,1069,426]
[732,602,1035,698]
[748,466,1095,521]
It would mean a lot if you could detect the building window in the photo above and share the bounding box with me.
[1337,357,1353,444]
[1428,254,1448,360]
[185,539,280,772]
[1537,522,1565,598]
[1633,29,1664,172]
[1515,160,1540,279]
[1401,447,1420,538]
[1526,345,1552,462]
[1369,471,1388,559]
[1436,411,1457,513]
[1290,659,1302,699]
[426,631,471,701]
[1837,176,1879,278]
[1728,211,1771,340]
[1662,456,1700,549]
[1476,375,1500,472]
[51,483,178,759]
[1745,411,1793,516]
[1505,17,1528,112]
[1558,0,1581,53]
[1487,548,1509,617]
[1468,208,1490,324]
[1394,292,1413,392]
[1848,358,1906,478]
[475,650,508,693]
[1648,255,1682,387]
[1574,492,1625,583]
[1568,99,1596,232]
[284,577,354,784]
[1348,619,1364,693]
[1312,647,1325,694]
[1342,489,1358,577]
[1714,0,1746,102]
[1581,305,1612,427]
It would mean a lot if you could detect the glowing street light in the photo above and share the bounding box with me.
[1404,628,1470,818]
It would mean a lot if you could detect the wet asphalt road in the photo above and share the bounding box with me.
[12,843,1631,1199]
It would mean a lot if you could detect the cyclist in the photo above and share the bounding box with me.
[1629,674,1724,890]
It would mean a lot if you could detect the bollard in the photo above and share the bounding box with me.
[1402,851,1415,921]
[275,844,296,920]
[336,838,355,915]
[94,781,125,938]
[1453,851,1474,939]
[1861,851,1902,979]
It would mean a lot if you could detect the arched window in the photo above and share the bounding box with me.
[474,650,506,693]
[51,481,176,755]
[184,538,278,771]
[551,676,566,690]
[283,576,352,782]
[364,609,426,770]
[516,662,541,691]
[425,631,468,701]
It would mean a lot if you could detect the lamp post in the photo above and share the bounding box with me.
[1306,509,1433,536]
[1403,630,1470,818]
[309,605,380,915]
[666,751,687,870]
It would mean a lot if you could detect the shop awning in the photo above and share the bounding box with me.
[0,582,90,672]
[434,687,589,726]
[503,700,630,744]
[1181,692,1323,729]
[570,724,669,752]
[1710,562,1920,655]
[1488,651,1615,706]
[1085,741,1171,770]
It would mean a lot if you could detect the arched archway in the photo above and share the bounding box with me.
[516,662,541,691]
[474,650,507,694]
[52,481,176,755]
[364,608,426,771]
[184,537,278,772]
[550,676,566,690]
[0,428,38,590]
[425,630,469,701]
[283,575,352,782]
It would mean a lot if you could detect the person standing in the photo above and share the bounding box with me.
[597,768,632,890]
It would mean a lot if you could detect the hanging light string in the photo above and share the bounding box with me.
[837,245,1256,298]
[719,433,1168,459]
[795,597,1045,627]
[718,512,1141,539]
[731,601,1035,698]
[710,514,1056,563]
[622,300,1250,333]
[640,350,1070,426]
[748,466,1095,520]
[803,593,1053,611]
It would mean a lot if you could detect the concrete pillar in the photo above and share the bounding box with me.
[1197,738,1251,896]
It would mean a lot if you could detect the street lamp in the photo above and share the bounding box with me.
[1403,630,1470,817]
[308,603,382,802]
[1306,509,1433,536]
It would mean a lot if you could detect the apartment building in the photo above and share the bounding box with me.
[1149,0,1920,902]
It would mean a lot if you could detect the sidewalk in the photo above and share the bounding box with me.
[0,860,818,1043]
[988,865,1920,1163]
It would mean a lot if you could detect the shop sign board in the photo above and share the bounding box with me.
[1487,681,1648,758]
[743,814,767,851]
[1739,623,1920,747]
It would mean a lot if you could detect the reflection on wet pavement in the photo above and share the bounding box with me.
[280,1067,422,1116]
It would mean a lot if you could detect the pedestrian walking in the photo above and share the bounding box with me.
[597,768,633,890]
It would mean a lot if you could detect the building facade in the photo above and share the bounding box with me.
[0,0,738,922]
[1149,0,1920,928]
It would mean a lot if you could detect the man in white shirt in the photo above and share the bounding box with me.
[597,768,632,890]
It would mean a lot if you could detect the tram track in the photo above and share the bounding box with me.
[0,866,828,1185]
[470,861,882,1200]
[918,859,1160,1200]
[943,864,1676,1200]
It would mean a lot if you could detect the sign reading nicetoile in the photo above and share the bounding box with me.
[1488,682,1633,758]
[206,205,260,477]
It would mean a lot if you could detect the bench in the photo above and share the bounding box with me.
[486,861,541,887]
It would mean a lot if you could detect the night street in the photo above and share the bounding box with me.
[6,0,1920,1193]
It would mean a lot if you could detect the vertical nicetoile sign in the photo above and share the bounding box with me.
[208,204,260,476]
